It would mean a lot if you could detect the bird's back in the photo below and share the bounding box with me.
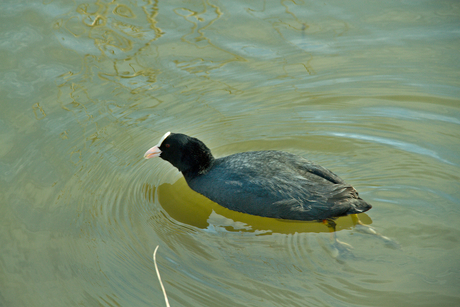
[186,151,372,221]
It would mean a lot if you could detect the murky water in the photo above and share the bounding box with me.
[1,0,460,306]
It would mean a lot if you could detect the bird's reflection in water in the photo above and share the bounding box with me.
[153,178,372,235]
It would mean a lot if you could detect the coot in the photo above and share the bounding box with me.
[144,132,372,225]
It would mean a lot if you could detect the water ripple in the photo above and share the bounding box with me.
[328,132,455,165]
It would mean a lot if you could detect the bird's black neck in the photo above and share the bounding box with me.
[182,159,214,180]
[181,148,215,180]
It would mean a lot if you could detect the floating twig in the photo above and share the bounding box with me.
[153,246,170,307]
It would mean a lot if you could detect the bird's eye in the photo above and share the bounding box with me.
[165,144,170,148]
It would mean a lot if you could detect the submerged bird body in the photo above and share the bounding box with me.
[144,132,371,222]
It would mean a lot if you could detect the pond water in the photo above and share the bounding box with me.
[1,0,460,306]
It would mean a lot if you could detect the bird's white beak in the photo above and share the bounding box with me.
[144,146,161,159]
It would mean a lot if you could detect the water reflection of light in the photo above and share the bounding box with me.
[329,132,454,165]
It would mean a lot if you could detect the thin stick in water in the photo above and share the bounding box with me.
[153,245,171,307]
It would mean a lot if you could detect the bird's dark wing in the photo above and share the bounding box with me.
[289,159,345,184]
[189,168,370,221]
[186,151,370,221]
